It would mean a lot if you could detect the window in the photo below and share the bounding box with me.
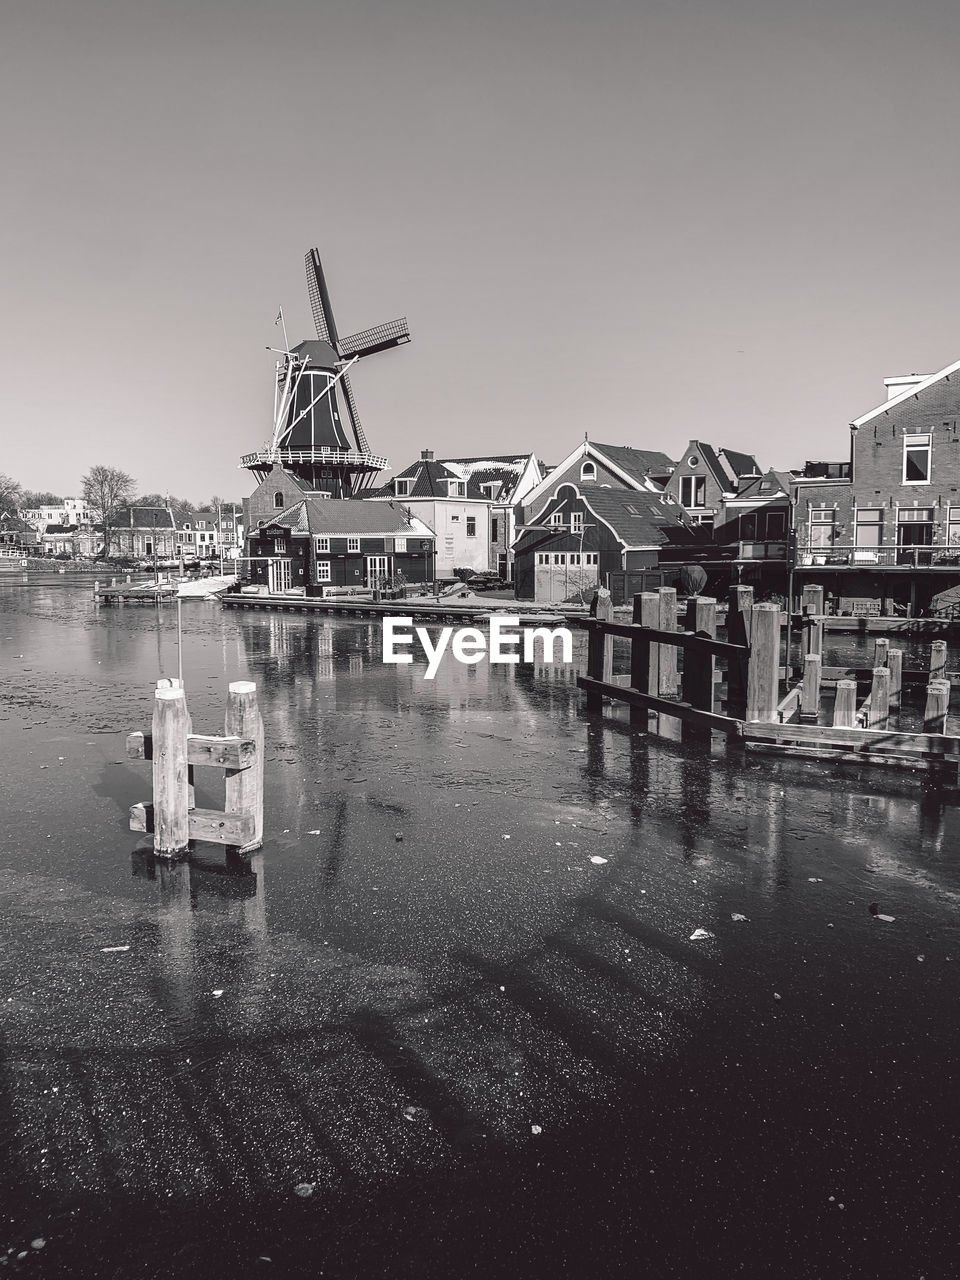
[316,560,331,582]
[903,434,931,483]
[680,475,706,508]
[491,518,499,542]
[395,537,407,552]
[315,536,330,553]
[395,479,411,496]
[855,508,884,548]
[571,512,583,534]
[949,508,960,546]
[273,492,285,508]
[584,552,599,565]
[466,517,477,537]
[347,537,360,552]
[580,461,597,481]
[897,507,935,544]
[273,538,285,554]
[548,511,565,526]
[553,553,563,564]
[809,509,836,548]
[569,552,581,565]
[448,480,466,497]
[537,552,550,565]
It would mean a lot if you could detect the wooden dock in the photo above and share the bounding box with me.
[219,590,577,626]
[577,585,960,786]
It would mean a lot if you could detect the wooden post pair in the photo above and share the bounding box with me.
[130,680,264,857]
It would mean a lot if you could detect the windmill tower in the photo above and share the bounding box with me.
[240,249,411,497]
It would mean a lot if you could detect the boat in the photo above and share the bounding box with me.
[176,574,238,599]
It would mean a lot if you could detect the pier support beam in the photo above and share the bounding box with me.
[152,686,191,856]
[746,603,781,723]
[800,653,822,723]
[924,680,950,734]
[225,681,265,853]
[833,679,857,728]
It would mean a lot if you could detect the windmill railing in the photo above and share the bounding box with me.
[239,448,388,471]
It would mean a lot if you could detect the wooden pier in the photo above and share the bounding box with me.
[219,590,575,627]
[578,585,960,784]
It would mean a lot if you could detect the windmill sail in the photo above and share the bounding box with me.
[339,318,411,360]
[339,368,371,456]
[305,250,333,345]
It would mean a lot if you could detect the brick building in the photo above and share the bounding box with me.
[794,360,960,616]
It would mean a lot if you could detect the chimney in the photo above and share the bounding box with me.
[421,448,434,461]
[884,374,929,401]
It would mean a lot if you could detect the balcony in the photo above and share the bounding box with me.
[738,541,788,560]
[797,543,960,569]
[239,447,388,471]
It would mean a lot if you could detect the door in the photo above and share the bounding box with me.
[268,558,292,593]
[365,555,390,588]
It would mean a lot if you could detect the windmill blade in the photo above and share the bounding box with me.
[338,317,411,360]
[304,249,339,345]
[339,369,372,456]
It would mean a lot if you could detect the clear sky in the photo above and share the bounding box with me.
[4,0,960,501]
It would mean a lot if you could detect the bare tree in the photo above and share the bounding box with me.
[20,489,63,509]
[82,465,135,557]
[0,473,23,514]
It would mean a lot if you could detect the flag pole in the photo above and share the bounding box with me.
[276,306,289,356]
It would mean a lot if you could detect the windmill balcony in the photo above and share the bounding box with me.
[240,447,388,471]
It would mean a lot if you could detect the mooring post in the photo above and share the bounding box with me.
[681,597,716,741]
[800,653,822,723]
[873,637,889,671]
[746,602,781,722]
[833,679,857,727]
[726,585,753,719]
[888,649,903,713]
[225,681,264,853]
[629,594,651,727]
[657,587,678,696]
[930,640,947,683]
[801,585,824,660]
[869,666,891,730]
[923,679,950,734]
[596,588,614,686]
[152,685,191,856]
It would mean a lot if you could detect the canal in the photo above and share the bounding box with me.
[1,578,959,1278]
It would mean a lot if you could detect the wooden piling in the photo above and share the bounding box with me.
[152,686,191,856]
[681,598,717,740]
[596,589,614,686]
[924,679,950,734]
[726,585,753,719]
[869,667,891,731]
[800,653,822,723]
[225,681,264,853]
[873,637,889,670]
[657,587,678,697]
[746,602,781,723]
[801,585,824,659]
[930,640,947,683]
[833,679,857,728]
[888,649,903,713]
[586,623,605,712]
[629,594,652,726]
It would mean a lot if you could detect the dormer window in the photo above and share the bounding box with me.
[580,461,597,481]
[395,479,411,496]
[447,480,466,498]
[273,491,285,509]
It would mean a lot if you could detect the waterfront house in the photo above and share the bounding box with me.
[40,523,98,558]
[21,497,92,534]
[245,497,435,594]
[519,440,676,527]
[793,361,960,617]
[0,512,40,558]
[512,482,694,603]
[367,450,542,580]
[661,441,761,531]
[108,507,177,561]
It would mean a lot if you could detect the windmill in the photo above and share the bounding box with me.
[240,249,411,496]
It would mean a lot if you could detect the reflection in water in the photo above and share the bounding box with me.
[2,583,960,1274]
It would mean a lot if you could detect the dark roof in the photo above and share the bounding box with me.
[43,524,78,534]
[592,444,676,484]
[693,442,731,491]
[111,506,176,529]
[0,513,37,533]
[721,448,761,479]
[260,498,434,538]
[368,458,487,500]
[531,484,694,548]
[735,469,792,501]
